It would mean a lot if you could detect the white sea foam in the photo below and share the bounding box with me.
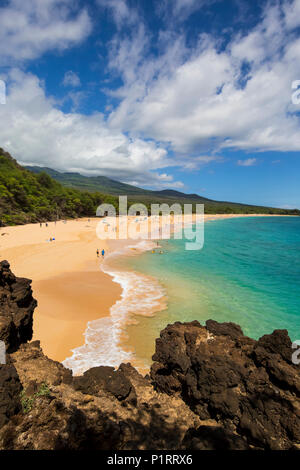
[63,240,166,375]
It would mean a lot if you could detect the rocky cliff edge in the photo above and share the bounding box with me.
[0,260,299,450]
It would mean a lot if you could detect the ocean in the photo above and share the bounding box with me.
[124,216,300,367]
[64,216,300,373]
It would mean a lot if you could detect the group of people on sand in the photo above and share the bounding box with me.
[39,221,56,242]
[40,221,57,228]
[96,248,105,259]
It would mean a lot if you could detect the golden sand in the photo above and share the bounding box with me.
[0,218,121,361]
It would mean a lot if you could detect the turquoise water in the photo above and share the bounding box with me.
[124,217,300,366]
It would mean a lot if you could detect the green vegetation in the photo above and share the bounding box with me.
[35,382,51,397]
[26,165,148,196]
[0,149,119,226]
[0,148,299,226]
[20,382,51,414]
[27,163,300,217]
[20,392,34,414]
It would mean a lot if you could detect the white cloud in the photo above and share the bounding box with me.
[181,155,223,170]
[97,0,138,28]
[107,0,300,156]
[283,0,300,30]
[237,158,257,167]
[157,0,219,22]
[0,0,92,64]
[63,71,81,87]
[0,69,183,189]
[2,0,299,191]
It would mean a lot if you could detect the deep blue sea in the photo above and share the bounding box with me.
[124,217,300,366]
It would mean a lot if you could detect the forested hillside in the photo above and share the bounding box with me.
[1,149,299,226]
[27,164,300,216]
[0,149,118,226]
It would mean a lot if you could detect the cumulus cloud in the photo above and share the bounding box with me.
[0,69,183,189]
[237,158,257,167]
[0,0,92,64]
[63,71,81,87]
[107,0,300,156]
[1,0,299,190]
[97,0,138,28]
[283,0,300,30]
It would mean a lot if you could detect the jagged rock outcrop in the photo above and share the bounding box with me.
[73,365,137,405]
[0,362,22,428]
[0,263,299,450]
[151,320,300,450]
[1,341,199,450]
[182,425,249,450]
[0,261,36,353]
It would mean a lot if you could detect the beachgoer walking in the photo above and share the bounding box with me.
[101,249,105,258]
[96,249,99,258]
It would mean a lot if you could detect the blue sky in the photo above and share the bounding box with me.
[0,0,300,208]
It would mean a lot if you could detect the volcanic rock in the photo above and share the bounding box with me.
[0,260,36,353]
[151,320,300,450]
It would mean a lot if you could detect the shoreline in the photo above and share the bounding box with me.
[92,213,298,373]
[0,214,294,374]
[63,238,167,374]
[0,217,120,363]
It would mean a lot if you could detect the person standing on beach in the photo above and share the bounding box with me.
[96,249,99,258]
[102,249,105,258]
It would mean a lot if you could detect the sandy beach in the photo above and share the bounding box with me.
[0,213,291,369]
[0,218,121,361]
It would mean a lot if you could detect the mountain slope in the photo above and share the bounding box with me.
[25,166,214,202]
[0,150,298,226]
[25,166,148,196]
[26,165,300,215]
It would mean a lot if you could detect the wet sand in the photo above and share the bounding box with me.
[0,218,121,361]
[33,270,121,361]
